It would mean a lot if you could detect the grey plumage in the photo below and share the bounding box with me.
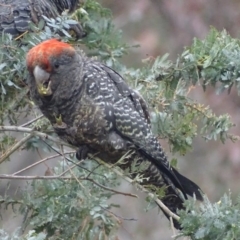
[0,0,85,38]
[27,39,203,229]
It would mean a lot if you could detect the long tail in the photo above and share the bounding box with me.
[156,167,203,229]
[90,149,203,230]
[172,167,203,201]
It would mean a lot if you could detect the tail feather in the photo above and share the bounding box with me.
[96,150,203,230]
[154,167,203,230]
[172,167,203,201]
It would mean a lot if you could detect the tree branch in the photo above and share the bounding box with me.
[0,173,138,198]
[0,125,180,221]
[0,125,71,147]
[85,178,138,198]
[100,206,138,222]
[91,155,181,222]
[12,151,75,175]
[20,114,43,127]
[0,174,72,180]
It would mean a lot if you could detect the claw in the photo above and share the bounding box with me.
[53,114,67,129]
[76,145,90,160]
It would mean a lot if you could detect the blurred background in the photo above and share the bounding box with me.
[100,0,240,238]
[2,0,240,239]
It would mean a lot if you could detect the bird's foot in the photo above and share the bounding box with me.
[76,145,90,160]
[53,122,67,130]
[53,114,67,129]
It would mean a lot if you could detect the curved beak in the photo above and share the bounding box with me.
[33,65,52,96]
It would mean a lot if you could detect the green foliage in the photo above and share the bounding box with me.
[125,59,237,154]
[0,228,47,240]
[151,28,240,94]
[0,134,15,154]
[185,28,240,94]
[26,162,119,239]
[74,0,133,68]
[177,193,240,240]
[1,160,120,239]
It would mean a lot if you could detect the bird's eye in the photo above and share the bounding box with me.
[54,63,60,69]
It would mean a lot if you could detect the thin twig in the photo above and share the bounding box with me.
[12,151,75,176]
[170,217,176,238]
[58,162,81,177]
[91,155,180,222]
[0,173,138,198]
[60,144,85,189]
[0,125,180,221]
[85,178,137,198]
[155,198,180,221]
[86,163,101,178]
[101,206,137,222]
[1,164,78,180]
[20,114,43,127]
[41,141,107,179]
[43,142,137,198]
[14,30,29,40]
[0,174,72,180]
[0,125,71,147]
[0,133,33,164]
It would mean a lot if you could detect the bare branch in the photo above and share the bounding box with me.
[60,144,86,189]
[41,141,107,179]
[20,114,44,127]
[42,144,138,198]
[101,206,138,222]
[155,198,180,221]
[0,125,71,147]
[91,155,181,222]
[170,217,176,238]
[0,125,180,221]
[0,172,138,198]
[85,178,138,198]
[0,174,72,180]
[12,151,75,175]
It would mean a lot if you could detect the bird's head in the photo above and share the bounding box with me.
[26,39,76,97]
